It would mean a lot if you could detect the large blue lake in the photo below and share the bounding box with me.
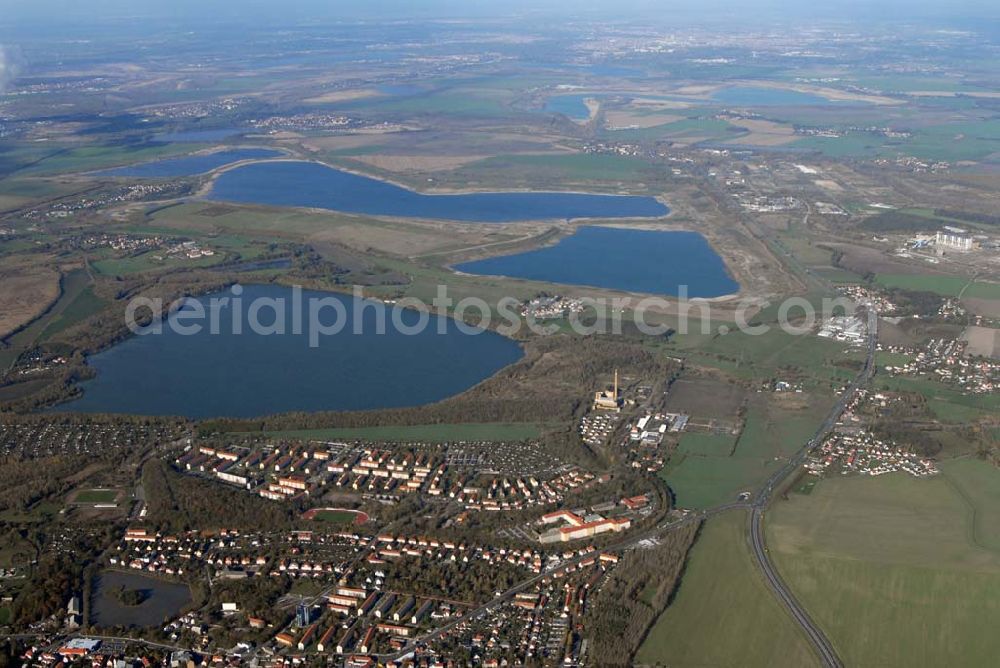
[208,161,668,222]
[544,94,594,120]
[454,227,738,298]
[100,149,282,178]
[61,285,523,418]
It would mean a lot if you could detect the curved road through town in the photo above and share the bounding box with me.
[382,306,878,666]
[32,313,877,667]
[746,304,877,668]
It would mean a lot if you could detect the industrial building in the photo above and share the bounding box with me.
[593,369,623,411]
[936,229,974,251]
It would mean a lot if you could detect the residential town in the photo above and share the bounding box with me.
[175,441,599,512]
[1,6,998,668]
[808,428,939,478]
[882,338,1000,394]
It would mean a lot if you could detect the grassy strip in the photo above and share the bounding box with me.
[636,510,820,667]
[768,468,1000,667]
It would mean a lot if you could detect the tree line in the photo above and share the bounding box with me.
[583,521,700,666]
[142,459,295,533]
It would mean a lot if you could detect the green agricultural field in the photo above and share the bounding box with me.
[662,396,831,509]
[73,489,120,504]
[792,120,1000,162]
[767,467,1000,667]
[144,201,358,238]
[661,454,779,509]
[372,255,549,309]
[363,89,512,116]
[902,120,1000,162]
[324,143,389,157]
[672,326,864,388]
[254,422,554,443]
[3,268,93,364]
[205,235,269,260]
[675,432,736,457]
[792,475,819,495]
[0,177,77,200]
[814,268,864,284]
[875,374,1000,422]
[41,287,107,338]
[773,231,840,267]
[602,122,688,143]
[0,195,29,211]
[939,458,1000,552]
[927,398,995,424]
[635,510,820,668]
[0,238,41,255]
[791,134,885,159]
[736,399,832,460]
[604,115,744,143]
[21,142,208,176]
[0,144,59,178]
[876,350,915,367]
[143,202,432,266]
[875,274,1000,299]
[657,116,736,137]
[467,152,654,184]
[772,229,864,286]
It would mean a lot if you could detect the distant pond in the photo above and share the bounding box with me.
[454,226,739,298]
[207,160,669,223]
[91,570,192,628]
[58,284,524,418]
[544,94,595,120]
[99,148,282,178]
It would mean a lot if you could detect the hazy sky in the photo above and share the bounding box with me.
[3,0,998,25]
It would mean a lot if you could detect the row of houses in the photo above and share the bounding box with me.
[175,443,603,514]
[424,552,620,665]
[112,527,367,581]
[366,534,549,573]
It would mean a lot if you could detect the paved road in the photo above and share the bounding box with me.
[377,309,878,665]
[24,632,186,654]
[746,305,878,668]
[375,518,693,662]
[80,634,184,652]
[62,313,874,667]
[377,501,752,662]
[24,307,877,667]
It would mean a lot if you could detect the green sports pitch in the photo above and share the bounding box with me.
[303,507,368,524]
[71,489,121,504]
